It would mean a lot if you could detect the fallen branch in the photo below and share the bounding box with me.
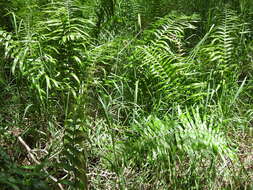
[18,136,65,190]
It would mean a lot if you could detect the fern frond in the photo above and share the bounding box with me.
[121,107,236,186]
[137,14,205,105]
[200,7,247,76]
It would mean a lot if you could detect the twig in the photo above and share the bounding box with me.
[18,136,65,190]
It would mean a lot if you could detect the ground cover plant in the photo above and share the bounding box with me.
[0,0,252,189]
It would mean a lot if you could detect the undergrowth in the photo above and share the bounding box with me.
[0,0,252,189]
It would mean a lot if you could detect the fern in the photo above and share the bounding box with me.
[200,7,247,80]
[192,6,251,107]
[0,1,94,189]
[137,13,206,107]
[120,107,236,188]
[0,0,96,105]
[63,117,88,189]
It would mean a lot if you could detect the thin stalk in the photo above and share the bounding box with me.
[98,95,125,189]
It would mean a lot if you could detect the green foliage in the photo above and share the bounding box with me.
[62,118,88,189]
[0,0,94,189]
[0,0,252,189]
[115,107,236,189]
[199,7,248,81]
[136,13,206,109]
[0,147,49,190]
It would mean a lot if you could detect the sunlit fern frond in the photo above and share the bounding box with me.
[200,7,248,75]
[0,0,96,103]
[41,0,94,50]
[137,14,206,105]
[121,107,236,186]
[211,8,241,65]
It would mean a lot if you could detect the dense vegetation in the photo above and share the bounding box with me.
[0,0,252,189]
